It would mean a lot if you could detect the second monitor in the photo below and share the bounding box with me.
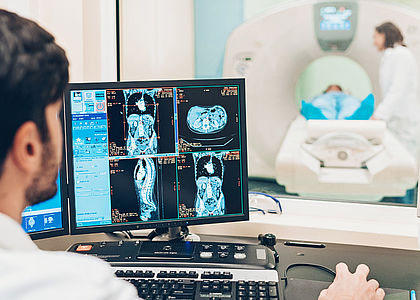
[65,79,248,237]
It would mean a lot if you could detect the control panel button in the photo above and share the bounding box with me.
[234,252,247,260]
[202,244,213,250]
[200,251,213,259]
[235,245,246,252]
[218,245,230,251]
[218,252,229,258]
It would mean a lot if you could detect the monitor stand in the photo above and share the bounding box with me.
[151,226,200,242]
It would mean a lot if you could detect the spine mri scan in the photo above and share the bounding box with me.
[124,89,160,221]
[193,152,225,217]
[133,157,157,221]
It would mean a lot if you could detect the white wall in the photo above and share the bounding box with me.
[120,0,194,81]
[0,0,116,82]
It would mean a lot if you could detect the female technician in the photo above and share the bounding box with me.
[372,22,420,157]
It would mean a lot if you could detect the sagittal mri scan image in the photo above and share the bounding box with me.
[124,89,158,155]
[134,157,157,221]
[193,152,225,217]
[187,105,227,134]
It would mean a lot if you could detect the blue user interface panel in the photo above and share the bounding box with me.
[21,176,63,233]
[320,5,352,31]
[69,83,246,230]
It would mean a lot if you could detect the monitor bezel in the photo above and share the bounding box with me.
[28,101,70,240]
[65,78,249,235]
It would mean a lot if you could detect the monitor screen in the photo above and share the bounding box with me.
[65,79,248,234]
[21,169,69,239]
[320,5,352,31]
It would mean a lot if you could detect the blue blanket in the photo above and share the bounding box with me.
[301,92,374,120]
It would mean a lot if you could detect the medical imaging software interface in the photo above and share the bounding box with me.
[70,85,245,228]
[21,177,63,233]
[320,5,352,31]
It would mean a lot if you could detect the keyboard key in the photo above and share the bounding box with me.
[259,291,268,297]
[238,290,247,297]
[144,270,154,278]
[169,271,177,278]
[157,271,168,278]
[269,285,278,297]
[178,271,188,278]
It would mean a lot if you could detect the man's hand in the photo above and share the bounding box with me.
[318,263,385,300]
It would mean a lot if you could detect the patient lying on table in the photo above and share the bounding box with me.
[301,84,374,120]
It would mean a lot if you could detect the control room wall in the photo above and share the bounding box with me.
[0,0,117,82]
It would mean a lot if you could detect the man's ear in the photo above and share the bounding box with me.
[10,121,43,175]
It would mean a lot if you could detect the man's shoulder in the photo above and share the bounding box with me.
[0,249,113,279]
[0,249,139,299]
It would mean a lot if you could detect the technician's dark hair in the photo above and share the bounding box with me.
[375,22,406,48]
[0,9,69,176]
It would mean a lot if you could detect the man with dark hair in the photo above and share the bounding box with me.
[0,9,139,299]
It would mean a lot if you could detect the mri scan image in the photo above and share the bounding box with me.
[193,152,225,217]
[124,89,158,155]
[134,157,157,221]
[187,105,228,134]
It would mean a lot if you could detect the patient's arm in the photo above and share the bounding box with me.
[318,263,385,300]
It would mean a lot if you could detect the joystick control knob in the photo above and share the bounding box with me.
[258,233,277,247]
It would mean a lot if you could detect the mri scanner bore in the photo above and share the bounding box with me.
[223,0,420,203]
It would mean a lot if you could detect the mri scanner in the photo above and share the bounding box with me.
[223,0,420,200]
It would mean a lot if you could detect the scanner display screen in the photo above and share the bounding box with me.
[320,6,352,31]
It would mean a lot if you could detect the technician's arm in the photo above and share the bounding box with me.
[374,53,411,121]
[318,263,385,300]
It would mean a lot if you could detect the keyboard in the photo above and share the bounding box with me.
[113,266,280,299]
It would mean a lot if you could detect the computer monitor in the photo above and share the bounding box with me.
[21,170,69,239]
[65,79,248,237]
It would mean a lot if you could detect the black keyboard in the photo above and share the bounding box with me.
[114,267,280,299]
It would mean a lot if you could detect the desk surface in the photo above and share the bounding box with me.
[35,233,420,296]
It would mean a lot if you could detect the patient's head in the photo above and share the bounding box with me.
[324,85,343,93]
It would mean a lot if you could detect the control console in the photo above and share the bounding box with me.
[68,240,276,269]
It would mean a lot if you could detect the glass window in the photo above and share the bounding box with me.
[119,0,420,207]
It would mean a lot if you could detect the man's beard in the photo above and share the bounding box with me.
[25,140,59,206]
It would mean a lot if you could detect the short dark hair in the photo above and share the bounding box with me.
[324,84,343,93]
[375,22,405,48]
[0,9,69,175]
